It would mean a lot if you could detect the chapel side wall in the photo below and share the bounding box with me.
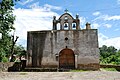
[26,31,58,68]
[77,29,100,70]
[33,32,48,67]
[26,31,52,67]
[40,31,58,68]
[26,32,33,67]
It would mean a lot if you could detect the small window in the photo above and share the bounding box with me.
[64,16,68,20]
[65,37,68,41]
[55,54,59,61]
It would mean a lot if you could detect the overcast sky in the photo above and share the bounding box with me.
[13,0,120,49]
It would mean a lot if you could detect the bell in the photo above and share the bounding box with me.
[73,24,76,28]
[64,23,68,28]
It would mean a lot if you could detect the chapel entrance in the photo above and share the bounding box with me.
[59,48,75,69]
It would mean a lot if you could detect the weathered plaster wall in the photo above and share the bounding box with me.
[27,29,99,70]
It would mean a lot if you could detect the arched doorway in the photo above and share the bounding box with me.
[59,48,75,69]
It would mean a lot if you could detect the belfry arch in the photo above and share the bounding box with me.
[53,12,80,30]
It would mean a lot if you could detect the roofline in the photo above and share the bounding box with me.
[58,13,74,20]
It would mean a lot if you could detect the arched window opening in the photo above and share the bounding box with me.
[72,23,76,30]
[64,23,69,30]
[64,16,68,21]
[57,23,60,30]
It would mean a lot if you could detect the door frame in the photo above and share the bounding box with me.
[58,48,75,69]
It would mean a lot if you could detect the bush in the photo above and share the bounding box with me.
[2,57,9,62]
[100,68,117,71]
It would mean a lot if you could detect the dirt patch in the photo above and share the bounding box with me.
[0,71,120,80]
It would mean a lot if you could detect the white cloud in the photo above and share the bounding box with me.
[98,33,108,47]
[104,15,120,21]
[13,7,60,47]
[28,2,40,9]
[92,15,106,21]
[18,0,33,5]
[91,23,100,29]
[114,28,120,31]
[98,33,120,49]
[79,17,86,27]
[117,0,120,5]
[103,24,112,28]
[93,14,120,21]
[93,12,101,16]
[29,3,62,11]
[43,4,62,10]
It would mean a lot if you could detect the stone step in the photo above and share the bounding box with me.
[24,68,58,72]
[23,68,72,72]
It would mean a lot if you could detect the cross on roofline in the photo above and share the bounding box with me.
[64,9,69,13]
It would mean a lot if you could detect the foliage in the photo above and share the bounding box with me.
[100,68,117,71]
[0,0,16,62]
[100,45,120,65]
[0,34,12,62]
[0,0,25,62]
[69,69,87,72]
[0,0,17,33]
[2,56,9,62]
[14,45,26,56]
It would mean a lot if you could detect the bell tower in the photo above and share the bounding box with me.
[53,11,80,30]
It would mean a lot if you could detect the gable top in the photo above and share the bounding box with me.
[59,13,74,20]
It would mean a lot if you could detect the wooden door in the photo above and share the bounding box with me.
[59,48,75,69]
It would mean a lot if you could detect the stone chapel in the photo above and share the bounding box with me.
[26,12,100,70]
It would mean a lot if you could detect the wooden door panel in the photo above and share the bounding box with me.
[59,48,75,69]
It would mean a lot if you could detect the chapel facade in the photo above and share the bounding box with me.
[26,12,100,70]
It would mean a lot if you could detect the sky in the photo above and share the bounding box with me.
[13,0,120,49]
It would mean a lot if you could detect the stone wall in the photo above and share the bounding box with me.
[100,64,120,71]
[27,29,99,70]
[0,61,26,72]
[0,62,15,71]
[78,63,100,70]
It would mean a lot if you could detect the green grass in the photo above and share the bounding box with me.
[70,68,118,72]
[100,68,117,71]
[69,69,88,72]
[19,73,28,75]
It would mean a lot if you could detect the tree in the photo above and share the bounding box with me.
[0,0,20,62]
[14,45,26,58]
[100,45,120,65]
[0,34,12,62]
[0,0,16,33]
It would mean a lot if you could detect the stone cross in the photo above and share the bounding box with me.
[65,9,68,13]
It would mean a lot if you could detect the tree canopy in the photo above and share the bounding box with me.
[0,0,25,62]
[100,45,120,65]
